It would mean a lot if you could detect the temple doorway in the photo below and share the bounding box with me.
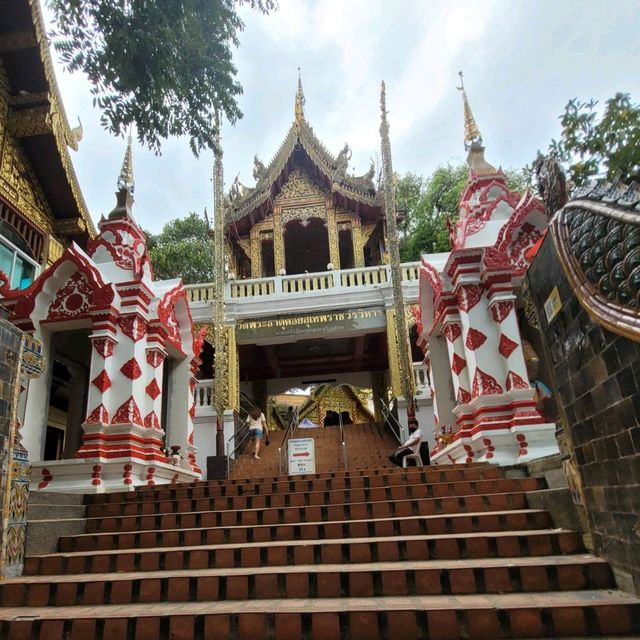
[44,330,91,460]
[284,219,330,274]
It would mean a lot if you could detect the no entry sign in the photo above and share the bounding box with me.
[287,438,316,475]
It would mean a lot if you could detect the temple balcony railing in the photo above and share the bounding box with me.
[413,362,431,398]
[193,378,214,418]
[186,262,421,324]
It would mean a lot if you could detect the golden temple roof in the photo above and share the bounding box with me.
[225,75,380,228]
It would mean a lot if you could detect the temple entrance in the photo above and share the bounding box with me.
[44,330,91,460]
[284,219,329,274]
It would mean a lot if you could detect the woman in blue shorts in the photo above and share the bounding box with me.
[247,406,269,459]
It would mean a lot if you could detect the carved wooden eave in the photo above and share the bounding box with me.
[0,0,95,243]
[225,114,381,235]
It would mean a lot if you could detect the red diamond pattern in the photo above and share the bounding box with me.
[498,334,518,359]
[146,378,161,400]
[91,370,111,392]
[451,353,467,375]
[120,358,142,380]
[465,328,487,351]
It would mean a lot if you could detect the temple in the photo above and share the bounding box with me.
[189,73,431,473]
[1,1,640,628]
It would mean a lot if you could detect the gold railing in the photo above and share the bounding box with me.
[340,266,389,288]
[402,263,420,281]
[184,284,215,303]
[282,273,333,293]
[185,262,420,301]
[230,279,275,298]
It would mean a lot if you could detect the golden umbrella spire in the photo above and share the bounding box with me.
[457,71,482,150]
[117,128,134,194]
[294,67,305,122]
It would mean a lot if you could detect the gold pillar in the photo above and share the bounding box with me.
[226,324,240,412]
[352,221,365,268]
[327,205,340,268]
[385,309,403,398]
[250,230,261,278]
[274,206,285,274]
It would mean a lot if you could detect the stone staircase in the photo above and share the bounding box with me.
[229,423,398,479]
[2,463,639,637]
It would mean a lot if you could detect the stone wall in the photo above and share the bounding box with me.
[526,234,640,593]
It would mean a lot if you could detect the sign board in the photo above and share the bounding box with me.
[543,287,562,323]
[287,437,316,475]
[237,307,386,342]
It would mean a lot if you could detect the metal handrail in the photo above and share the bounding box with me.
[337,408,348,472]
[225,393,256,478]
[278,407,300,476]
[380,398,403,444]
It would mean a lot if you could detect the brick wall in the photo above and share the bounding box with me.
[526,234,640,593]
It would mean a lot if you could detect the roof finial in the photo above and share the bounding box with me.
[117,127,134,195]
[456,71,482,151]
[295,67,305,122]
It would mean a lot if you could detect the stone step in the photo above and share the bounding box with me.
[23,529,584,576]
[87,466,504,505]
[27,492,85,507]
[26,505,86,520]
[1,556,614,607]
[58,509,553,553]
[83,491,532,534]
[84,477,544,519]
[1,590,638,639]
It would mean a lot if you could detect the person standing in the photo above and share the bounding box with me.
[247,406,269,459]
[388,420,423,467]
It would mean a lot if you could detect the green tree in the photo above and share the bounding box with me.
[146,212,213,284]
[397,165,528,261]
[548,93,640,186]
[48,0,276,155]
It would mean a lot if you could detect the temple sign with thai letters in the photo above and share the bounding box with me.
[287,438,316,475]
[236,307,386,342]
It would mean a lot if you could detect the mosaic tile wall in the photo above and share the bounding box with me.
[527,234,640,593]
[0,318,26,578]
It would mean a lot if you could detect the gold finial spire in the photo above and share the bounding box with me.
[457,71,482,150]
[295,67,305,121]
[117,128,134,194]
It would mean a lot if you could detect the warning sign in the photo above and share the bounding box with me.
[287,438,316,476]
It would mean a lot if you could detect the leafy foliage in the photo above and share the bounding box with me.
[48,0,276,155]
[145,212,213,284]
[548,93,640,186]
[397,165,528,261]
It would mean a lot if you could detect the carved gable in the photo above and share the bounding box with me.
[274,169,328,205]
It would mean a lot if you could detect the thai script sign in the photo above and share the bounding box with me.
[236,307,385,341]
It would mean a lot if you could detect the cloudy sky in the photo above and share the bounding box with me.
[45,0,640,234]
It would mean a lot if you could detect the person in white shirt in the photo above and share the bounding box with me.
[388,420,423,467]
[247,406,269,459]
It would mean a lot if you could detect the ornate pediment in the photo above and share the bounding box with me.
[274,169,328,204]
